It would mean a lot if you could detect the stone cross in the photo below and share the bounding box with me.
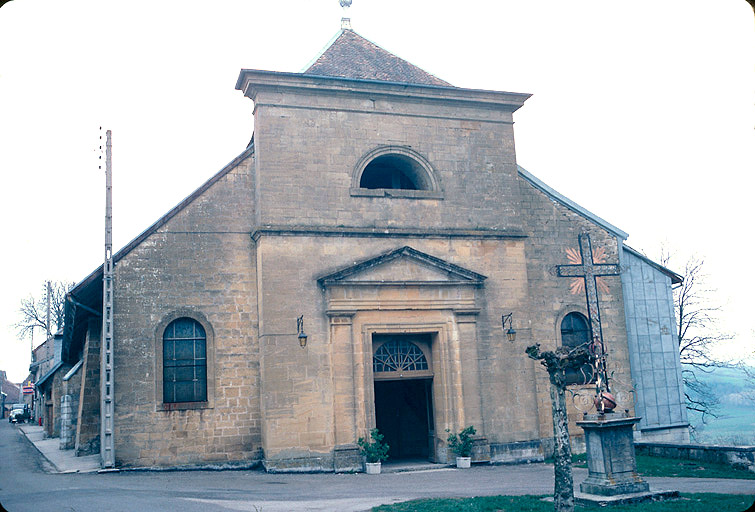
[556,232,620,355]
[340,0,353,29]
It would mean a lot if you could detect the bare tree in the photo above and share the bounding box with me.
[16,281,75,340]
[527,343,592,512]
[663,251,732,422]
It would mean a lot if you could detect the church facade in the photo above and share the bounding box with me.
[61,26,689,471]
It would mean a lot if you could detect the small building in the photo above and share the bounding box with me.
[29,332,73,438]
[0,371,22,419]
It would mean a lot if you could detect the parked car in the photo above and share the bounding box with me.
[8,403,30,424]
[9,408,25,423]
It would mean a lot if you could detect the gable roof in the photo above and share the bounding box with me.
[304,29,451,87]
[317,246,487,286]
[61,144,255,363]
[516,165,681,285]
[517,165,629,241]
[622,245,683,285]
[35,361,64,389]
[68,144,255,301]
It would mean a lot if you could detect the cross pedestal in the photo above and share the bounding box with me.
[577,412,649,496]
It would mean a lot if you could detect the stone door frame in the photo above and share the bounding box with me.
[319,246,487,462]
[327,308,485,463]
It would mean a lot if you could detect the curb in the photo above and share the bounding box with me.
[16,425,63,474]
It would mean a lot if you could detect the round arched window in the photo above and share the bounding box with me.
[560,312,595,385]
[561,312,590,349]
[163,317,207,403]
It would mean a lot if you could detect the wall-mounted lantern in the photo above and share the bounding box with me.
[297,315,308,348]
[502,313,516,342]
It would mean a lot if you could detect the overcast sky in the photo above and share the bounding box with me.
[1,1,753,382]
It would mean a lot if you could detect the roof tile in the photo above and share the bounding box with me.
[305,29,451,87]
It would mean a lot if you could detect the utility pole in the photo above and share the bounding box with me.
[100,129,115,468]
[46,280,51,338]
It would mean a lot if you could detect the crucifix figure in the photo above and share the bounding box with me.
[556,231,621,396]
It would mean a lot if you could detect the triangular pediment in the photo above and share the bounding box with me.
[317,246,486,287]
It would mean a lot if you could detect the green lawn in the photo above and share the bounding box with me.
[374,452,755,511]
[636,454,755,480]
[548,453,755,480]
[373,494,754,512]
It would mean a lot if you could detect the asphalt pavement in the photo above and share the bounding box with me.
[1,420,754,512]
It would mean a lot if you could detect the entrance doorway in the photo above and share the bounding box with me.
[372,334,435,461]
[374,378,433,460]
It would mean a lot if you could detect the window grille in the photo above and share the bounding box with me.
[163,318,207,403]
[560,312,595,385]
[373,340,429,373]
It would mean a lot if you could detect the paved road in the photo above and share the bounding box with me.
[1,421,754,512]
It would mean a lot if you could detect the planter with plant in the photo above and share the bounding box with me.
[358,428,390,474]
[446,425,476,468]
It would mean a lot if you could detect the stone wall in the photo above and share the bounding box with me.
[255,233,537,468]
[41,366,71,439]
[60,361,83,450]
[76,318,101,456]
[247,74,526,234]
[33,337,56,379]
[636,441,755,472]
[111,154,261,468]
[59,394,75,449]
[517,174,635,449]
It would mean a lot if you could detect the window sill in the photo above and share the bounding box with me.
[350,188,443,200]
[159,401,210,412]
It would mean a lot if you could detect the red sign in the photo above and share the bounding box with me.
[22,384,34,395]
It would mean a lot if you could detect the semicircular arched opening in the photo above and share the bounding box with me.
[353,147,441,196]
[360,154,430,190]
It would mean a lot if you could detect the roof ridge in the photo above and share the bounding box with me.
[517,165,628,240]
[68,144,256,298]
[304,28,451,87]
[300,28,346,73]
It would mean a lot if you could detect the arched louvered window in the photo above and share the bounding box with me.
[163,318,207,403]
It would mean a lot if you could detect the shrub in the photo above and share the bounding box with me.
[446,425,476,457]
[358,428,390,463]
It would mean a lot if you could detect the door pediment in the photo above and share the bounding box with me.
[317,246,486,287]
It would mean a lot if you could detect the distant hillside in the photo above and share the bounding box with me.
[686,365,755,445]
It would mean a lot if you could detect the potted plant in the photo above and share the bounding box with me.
[357,428,390,474]
[446,425,476,468]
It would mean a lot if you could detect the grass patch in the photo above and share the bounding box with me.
[545,453,755,479]
[544,453,588,468]
[635,454,755,479]
[372,493,754,512]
